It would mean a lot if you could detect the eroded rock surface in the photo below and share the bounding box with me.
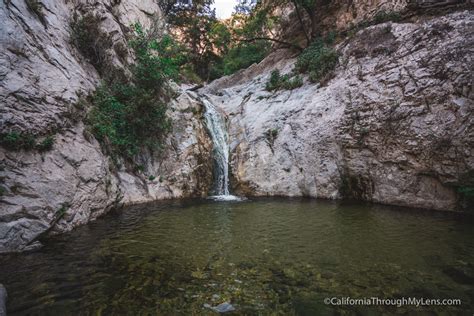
[202,11,473,211]
[0,1,213,253]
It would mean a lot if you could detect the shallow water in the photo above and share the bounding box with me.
[1,198,473,315]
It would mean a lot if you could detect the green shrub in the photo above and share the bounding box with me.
[87,24,180,160]
[458,186,474,197]
[282,75,303,90]
[0,186,6,197]
[266,70,282,91]
[265,70,303,91]
[36,135,55,151]
[1,132,55,152]
[295,40,338,83]
[373,11,402,24]
[357,11,402,29]
[458,186,474,209]
[55,203,70,220]
[0,132,36,150]
[180,65,202,84]
[88,85,171,158]
[148,175,156,181]
[222,42,270,76]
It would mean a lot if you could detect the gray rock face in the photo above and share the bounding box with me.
[0,1,213,253]
[202,11,473,211]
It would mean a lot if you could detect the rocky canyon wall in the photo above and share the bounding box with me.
[0,0,213,253]
[202,10,473,212]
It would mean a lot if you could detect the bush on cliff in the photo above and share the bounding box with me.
[0,132,55,152]
[295,39,338,83]
[87,23,182,159]
[266,70,303,91]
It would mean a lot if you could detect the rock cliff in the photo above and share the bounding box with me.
[0,1,213,253]
[202,10,473,211]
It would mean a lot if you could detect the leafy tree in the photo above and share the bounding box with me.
[234,0,257,15]
[163,0,220,80]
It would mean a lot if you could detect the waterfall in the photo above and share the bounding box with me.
[202,98,239,200]
[202,98,230,196]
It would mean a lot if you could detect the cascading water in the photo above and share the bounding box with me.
[202,98,240,201]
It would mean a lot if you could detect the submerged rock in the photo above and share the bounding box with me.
[204,302,236,313]
[443,266,474,285]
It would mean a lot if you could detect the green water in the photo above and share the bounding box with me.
[1,198,473,315]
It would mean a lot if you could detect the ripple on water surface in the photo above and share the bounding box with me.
[1,198,473,315]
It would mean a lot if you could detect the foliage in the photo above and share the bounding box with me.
[88,85,170,159]
[1,132,36,150]
[129,24,185,90]
[70,13,112,76]
[458,186,474,197]
[165,0,220,81]
[37,135,55,152]
[0,132,56,152]
[265,70,303,91]
[295,39,338,83]
[162,0,279,81]
[264,128,279,151]
[56,203,69,217]
[372,11,402,24]
[87,24,180,160]
[234,0,257,15]
[218,41,270,77]
[457,186,474,210]
[355,10,402,30]
[25,0,46,25]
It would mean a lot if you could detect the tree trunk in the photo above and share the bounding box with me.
[291,0,311,46]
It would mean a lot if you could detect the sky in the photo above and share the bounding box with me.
[213,0,236,19]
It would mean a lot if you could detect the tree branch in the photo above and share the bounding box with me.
[237,37,303,51]
[291,0,311,46]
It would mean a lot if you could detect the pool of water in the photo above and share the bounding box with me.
[1,198,473,315]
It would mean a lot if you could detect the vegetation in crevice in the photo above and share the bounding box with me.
[55,203,70,220]
[0,132,36,150]
[0,132,55,152]
[365,10,402,27]
[36,135,55,152]
[457,186,474,210]
[0,185,6,197]
[264,128,279,153]
[70,13,113,77]
[295,37,338,84]
[25,0,47,26]
[265,70,303,91]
